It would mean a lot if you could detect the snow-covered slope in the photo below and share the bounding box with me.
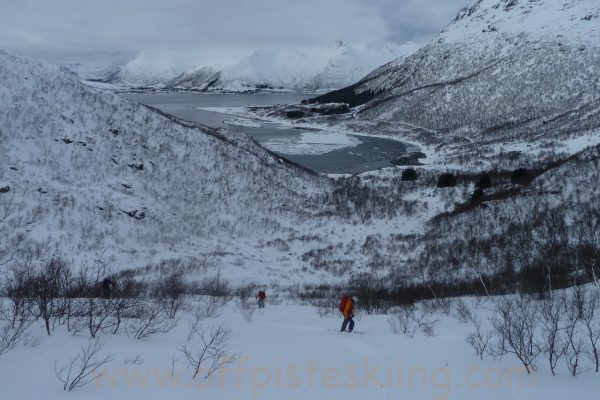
[317,0,600,143]
[112,41,415,91]
[4,298,600,400]
[0,49,326,277]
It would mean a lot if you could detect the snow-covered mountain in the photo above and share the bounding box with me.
[313,0,600,143]
[109,41,416,91]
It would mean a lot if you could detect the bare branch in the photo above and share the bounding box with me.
[54,338,113,391]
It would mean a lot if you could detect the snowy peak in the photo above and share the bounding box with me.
[445,0,600,45]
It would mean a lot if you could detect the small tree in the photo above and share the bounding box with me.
[490,297,541,374]
[4,263,35,329]
[154,272,187,319]
[540,295,567,375]
[54,338,113,391]
[109,277,144,334]
[180,322,237,380]
[455,298,473,323]
[236,285,257,322]
[388,304,436,338]
[192,296,223,320]
[86,298,114,338]
[466,316,493,360]
[126,301,177,340]
[0,303,32,358]
[32,259,69,335]
[579,287,600,372]
[563,286,586,376]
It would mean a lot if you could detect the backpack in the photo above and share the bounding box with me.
[338,295,349,313]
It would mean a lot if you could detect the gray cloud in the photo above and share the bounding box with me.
[0,0,471,60]
[369,0,471,43]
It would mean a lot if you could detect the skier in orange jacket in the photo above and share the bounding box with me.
[340,296,355,332]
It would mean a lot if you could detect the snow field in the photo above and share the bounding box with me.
[2,297,599,400]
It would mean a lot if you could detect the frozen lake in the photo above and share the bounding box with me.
[123,92,410,174]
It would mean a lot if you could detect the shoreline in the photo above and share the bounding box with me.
[196,105,439,171]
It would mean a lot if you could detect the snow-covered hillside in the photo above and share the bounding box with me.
[302,0,600,160]
[0,49,332,281]
[109,41,416,91]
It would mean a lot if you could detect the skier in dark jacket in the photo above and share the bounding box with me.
[102,277,114,298]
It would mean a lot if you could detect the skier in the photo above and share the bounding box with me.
[256,290,266,308]
[340,295,355,333]
[102,277,114,299]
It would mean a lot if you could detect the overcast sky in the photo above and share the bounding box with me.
[0,0,471,62]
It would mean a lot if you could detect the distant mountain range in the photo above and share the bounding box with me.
[87,41,417,92]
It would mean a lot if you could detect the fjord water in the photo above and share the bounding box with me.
[124,92,409,174]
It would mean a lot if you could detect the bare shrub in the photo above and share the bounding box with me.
[180,322,237,380]
[126,301,177,340]
[84,298,115,338]
[421,323,436,337]
[387,304,436,337]
[563,287,586,376]
[490,296,541,374]
[192,272,232,299]
[454,298,473,323]
[4,264,35,329]
[107,277,144,335]
[54,338,113,391]
[236,285,257,322]
[154,271,187,319]
[540,294,567,375]
[311,298,338,318]
[192,296,223,320]
[564,320,585,376]
[466,316,493,360]
[32,259,70,335]
[0,304,32,358]
[423,297,453,315]
[579,287,600,372]
[67,260,118,337]
[268,292,282,305]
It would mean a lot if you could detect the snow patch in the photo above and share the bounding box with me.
[263,132,361,155]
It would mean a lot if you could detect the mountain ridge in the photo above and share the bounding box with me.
[101,41,415,92]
